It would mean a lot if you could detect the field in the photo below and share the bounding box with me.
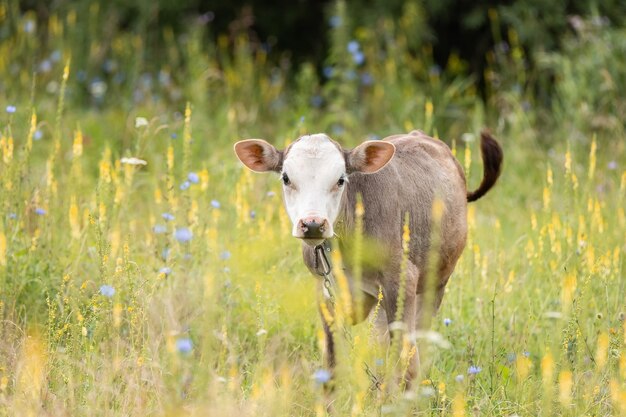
[0,2,625,416]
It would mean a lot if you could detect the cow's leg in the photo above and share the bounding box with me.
[382,261,419,388]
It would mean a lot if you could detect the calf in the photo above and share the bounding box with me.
[234,130,502,384]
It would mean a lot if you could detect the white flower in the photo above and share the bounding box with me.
[135,117,149,128]
[120,157,147,166]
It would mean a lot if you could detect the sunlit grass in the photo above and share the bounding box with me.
[0,2,625,416]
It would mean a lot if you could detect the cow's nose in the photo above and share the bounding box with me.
[298,217,329,239]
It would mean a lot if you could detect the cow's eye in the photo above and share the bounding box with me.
[281,173,290,186]
[337,177,345,187]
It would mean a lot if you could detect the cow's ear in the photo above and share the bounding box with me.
[234,139,283,173]
[346,141,395,174]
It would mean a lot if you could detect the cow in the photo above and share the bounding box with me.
[234,129,503,385]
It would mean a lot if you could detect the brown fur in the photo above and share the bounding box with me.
[302,130,503,383]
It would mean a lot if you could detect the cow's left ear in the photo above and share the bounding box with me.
[346,140,395,174]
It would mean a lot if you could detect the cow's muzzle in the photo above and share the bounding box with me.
[296,216,330,241]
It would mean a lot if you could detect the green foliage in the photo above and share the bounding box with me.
[0,1,625,416]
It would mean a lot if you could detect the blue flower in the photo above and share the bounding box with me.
[50,50,62,62]
[211,200,221,209]
[310,95,323,108]
[329,16,341,27]
[220,251,231,261]
[443,318,452,326]
[468,365,482,375]
[176,337,193,354]
[322,66,334,79]
[347,40,360,54]
[6,105,16,114]
[153,224,167,234]
[352,51,365,65]
[313,369,331,384]
[180,181,190,191]
[455,374,465,382]
[33,130,43,140]
[249,210,256,219]
[170,133,178,139]
[159,267,172,276]
[360,73,374,86]
[99,285,115,298]
[187,172,199,184]
[375,358,384,366]
[8,213,17,219]
[162,212,175,221]
[35,208,46,215]
[174,227,193,243]
[161,247,170,260]
[39,60,52,73]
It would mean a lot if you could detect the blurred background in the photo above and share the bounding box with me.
[3,0,626,144]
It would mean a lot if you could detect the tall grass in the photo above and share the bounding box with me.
[0,1,625,416]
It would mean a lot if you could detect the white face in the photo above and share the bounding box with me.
[234,132,395,246]
[281,134,347,244]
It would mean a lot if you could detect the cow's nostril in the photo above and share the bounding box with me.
[300,217,327,239]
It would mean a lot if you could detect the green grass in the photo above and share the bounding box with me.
[0,2,625,416]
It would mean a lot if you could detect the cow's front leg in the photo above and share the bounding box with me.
[382,261,420,388]
[317,281,336,370]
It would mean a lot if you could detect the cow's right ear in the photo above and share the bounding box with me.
[234,139,283,173]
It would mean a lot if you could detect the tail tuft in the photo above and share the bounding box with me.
[466,130,503,202]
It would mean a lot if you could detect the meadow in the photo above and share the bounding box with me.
[0,2,625,416]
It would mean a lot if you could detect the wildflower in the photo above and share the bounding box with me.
[361,72,373,86]
[39,60,52,73]
[352,51,365,65]
[159,267,172,276]
[443,318,452,326]
[468,365,482,375]
[170,133,178,139]
[455,374,465,382]
[211,200,221,209]
[120,157,147,166]
[161,247,170,260]
[153,224,167,234]
[135,117,149,128]
[347,40,360,54]
[176,337,193,354]
[8,213,17,219]
[35,208,46,215]
[256,328,268,336]
[249,210,256,219]
[375,358,384,366]
[328,16,341,27]
[162,213,175,221]
[607,161,617,170]
[220,251,231,260]
[99,285,115,298]
[322,66,334,79]
[89,79,107,98]
[175,228,193,243]
[6,105,16,114]
[180,181,190,190]
[23,20,35,33]
[34,130,43,140]
[187,172,199,184]
[310,95,323,108]
[313,369,331,385]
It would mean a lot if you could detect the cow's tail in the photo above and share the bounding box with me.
[466,130,503,202]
